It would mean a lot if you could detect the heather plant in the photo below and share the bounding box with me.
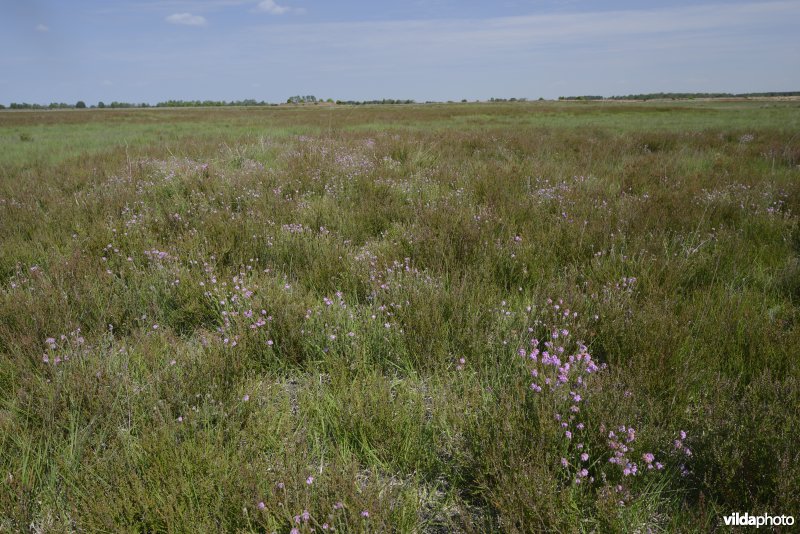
[1,101,799,531]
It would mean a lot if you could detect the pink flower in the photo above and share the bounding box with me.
[361,510,370,518]
[306,476,314,485]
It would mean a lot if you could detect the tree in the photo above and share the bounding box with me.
[97,101,106,108]
[76,101,86,109]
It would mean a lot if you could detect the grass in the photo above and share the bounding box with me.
[1,100,799,532]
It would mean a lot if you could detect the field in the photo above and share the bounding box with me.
[1,101,799,532]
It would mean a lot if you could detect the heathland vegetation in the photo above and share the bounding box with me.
[1,101,798,531]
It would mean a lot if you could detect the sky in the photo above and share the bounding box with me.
[1,0,799,104]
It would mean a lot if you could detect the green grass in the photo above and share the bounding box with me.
[1,100,799,532]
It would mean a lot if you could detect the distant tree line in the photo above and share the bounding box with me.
[6,101,149,109]
[4,92,799,110]
[334,99,415,105]
[156,99,281,107]
[488,97,529,102]
[2,96,415,110]
[559,91,800,101]
[7,101,85,109]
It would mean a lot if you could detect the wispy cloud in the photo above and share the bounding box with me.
[255,0,292,15]
[165,12,208,25]
[35,24,49,32]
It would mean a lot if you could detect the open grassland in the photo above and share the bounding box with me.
[1,101,799,532]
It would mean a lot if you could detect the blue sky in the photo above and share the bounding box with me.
[1,0,798,104]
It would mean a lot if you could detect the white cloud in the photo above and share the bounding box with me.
[256,0,291,15]
[165,12,208,26]
[35,24,49,32]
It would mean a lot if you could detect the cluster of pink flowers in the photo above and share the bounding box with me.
[143,249,172,261]
[604,425,664,476]
[518,299,692,496]
[253,475,370,531]
[281,222,308,234]
[41,329,86,366]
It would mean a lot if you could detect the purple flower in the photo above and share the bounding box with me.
[361,510,370,518]
[306,476,314,485]
[580,453,589,462]
[257,501,265,510]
